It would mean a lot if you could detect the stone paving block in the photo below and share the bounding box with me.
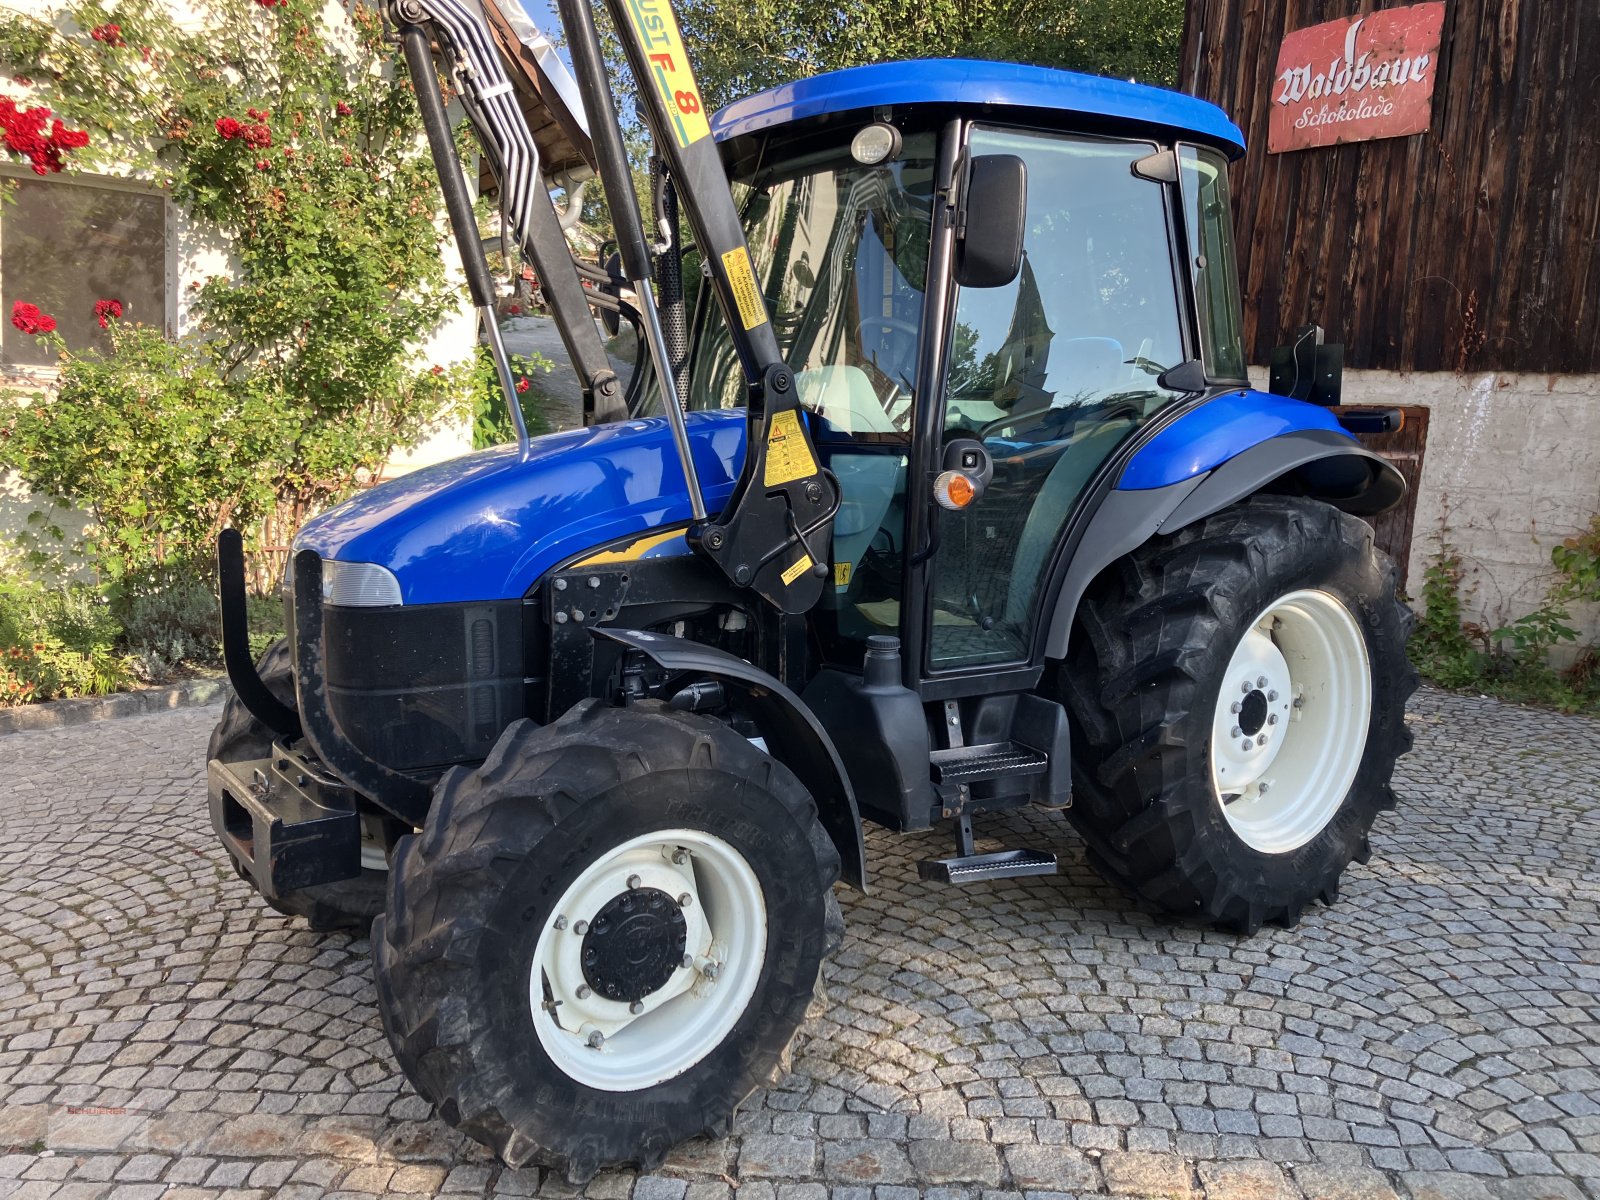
[908,1140,1002,1186]
[0,1107,48,1149]
[1293,1164,1398,1200]
[1101,1152,1194,1200]
[45,1111,146,1154]
[821,1139,913,1185]
[737,1135,817,1180]
[1003,1144,1099,1191]
[1196,1160,1294,1200]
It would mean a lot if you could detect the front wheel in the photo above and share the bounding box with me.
[1060,495,1416,933]
[373,700,842,1181]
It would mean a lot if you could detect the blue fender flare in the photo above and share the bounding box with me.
[1041,391,1406,660]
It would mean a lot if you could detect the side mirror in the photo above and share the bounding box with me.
[955,154,1026,289]
[1268,324,1344,406]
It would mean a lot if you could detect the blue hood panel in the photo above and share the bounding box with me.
[296,412,748,605]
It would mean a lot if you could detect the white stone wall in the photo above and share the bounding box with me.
[1253,367,1600,649]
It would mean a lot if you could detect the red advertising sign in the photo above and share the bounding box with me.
[1269,3,1446,153]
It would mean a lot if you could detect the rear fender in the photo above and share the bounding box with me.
[593,627,867,892]
[1041,429,1405,660]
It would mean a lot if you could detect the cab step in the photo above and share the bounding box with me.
[930,741,1049,785]
[917,813,1057,884]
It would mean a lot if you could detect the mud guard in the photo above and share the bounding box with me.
[1042,429,1406,660]
[594,626,867,892]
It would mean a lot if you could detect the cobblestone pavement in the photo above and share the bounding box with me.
[2,688,1598,1200]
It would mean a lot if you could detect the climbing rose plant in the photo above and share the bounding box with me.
[0,0,473,591]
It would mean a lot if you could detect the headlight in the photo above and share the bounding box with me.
[323,559,403,607]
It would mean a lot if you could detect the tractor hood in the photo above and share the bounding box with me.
[295,411,747,605]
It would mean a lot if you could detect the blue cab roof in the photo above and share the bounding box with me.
[711,59,1245,157]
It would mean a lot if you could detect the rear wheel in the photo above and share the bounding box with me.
[1059,495,1416,933]
[373,699,842,1181]
[207,638,388,933]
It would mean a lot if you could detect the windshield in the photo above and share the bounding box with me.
[686,132,936,438]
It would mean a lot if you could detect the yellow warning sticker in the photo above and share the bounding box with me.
[623,0,710,147]
[834,561,853,588]
[781,553,814,586]
[721,246,769,331]
[763,408,817,488]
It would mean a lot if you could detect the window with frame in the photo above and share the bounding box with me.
[1,174,169,368]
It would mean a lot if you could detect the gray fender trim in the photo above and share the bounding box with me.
[594,626,868,892]
[1042,431,1406,660]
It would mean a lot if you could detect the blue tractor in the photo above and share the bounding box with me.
[207,0,1414,1180]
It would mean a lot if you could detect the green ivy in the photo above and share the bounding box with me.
[0,0,475,590]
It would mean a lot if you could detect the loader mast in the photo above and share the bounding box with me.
[389,0,839,614]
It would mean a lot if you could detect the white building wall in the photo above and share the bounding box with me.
[1253,367,1600,648]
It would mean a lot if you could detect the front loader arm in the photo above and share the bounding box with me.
[392,0,838,614]
[391,0,626,426]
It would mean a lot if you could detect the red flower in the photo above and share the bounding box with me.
[516,378,530,394]
[254,159,270,171]
[93,298,123,329]
[215,116,242,140]
[429,365,444,377]
[13,76,31,87]
[335,101,352,117]
[242,123,271,149]
[11,301,57,335]
[0,98,88,174]
[89,23,125,46]
[253,0,287,7]
[507,304,522,316]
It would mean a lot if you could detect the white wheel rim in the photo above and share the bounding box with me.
[529,829,767,1092]
[1209,588,1371,855]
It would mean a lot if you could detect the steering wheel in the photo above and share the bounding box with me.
[857,314,920,349]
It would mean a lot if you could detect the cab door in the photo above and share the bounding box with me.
[923,126,1192,675]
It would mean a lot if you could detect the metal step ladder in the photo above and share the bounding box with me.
[918,702,1058,884]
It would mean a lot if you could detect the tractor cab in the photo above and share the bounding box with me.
[676,62,1252,689]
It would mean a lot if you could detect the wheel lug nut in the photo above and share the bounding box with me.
[678,893,692,908]
[586,1029,604,1049]
[1267,690,1278,702]
[573,920,589,935]
[682,953,694,969]
[1256,675,1267,687]
[629,1001,644,1015]
[1256,734,1267,746]
[1259,782,1271,795]
[1240,739,1252,752]
[1241,681,1252,694]
[553,915,567,931]
[1230,725,1241,738]
[1230,701,1242,714]
[576,985,591,999]
[1293,696,1304,709]
[627,874,641,890]
[701,962,718,980]
[1267,714,1278,726]
[672,848,689,865]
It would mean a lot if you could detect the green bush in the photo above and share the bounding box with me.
[0,576,135,703]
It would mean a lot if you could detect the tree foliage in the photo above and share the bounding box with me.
[673,0,1185,115]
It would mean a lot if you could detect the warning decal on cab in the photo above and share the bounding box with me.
[720,246,769,331]
[763,409,817,488]
[623,0,711,147]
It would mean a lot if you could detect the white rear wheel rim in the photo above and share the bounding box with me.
[1209,588,1371,855]
[529,829,766,1091]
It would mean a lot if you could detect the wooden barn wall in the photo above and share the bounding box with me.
[1179,0,1600,374]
